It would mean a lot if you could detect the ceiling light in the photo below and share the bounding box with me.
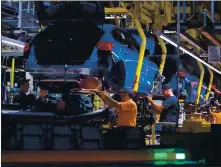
[158,33,221,75]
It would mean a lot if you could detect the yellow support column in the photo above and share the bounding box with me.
[151,123,156,145]
[205,67,214,100]
[104,7,128,15]
[104,7,147,92]
[196,61,204,104]
[157,37,167,74]
[131,12,147,92]
[10,58,15,88]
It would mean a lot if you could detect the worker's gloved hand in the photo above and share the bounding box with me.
[97,91,107,99]
[39,89,48,97]
[57,99,66,110]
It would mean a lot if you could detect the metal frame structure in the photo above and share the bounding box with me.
[1,1,39,32]
[157,32,221,75]
[1,36,26,88]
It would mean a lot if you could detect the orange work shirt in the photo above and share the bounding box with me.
[211,112,221,124]
[115,99,137,127]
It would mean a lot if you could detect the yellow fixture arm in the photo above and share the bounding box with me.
[105,8,147,92]
[10,58,15,88]
[205,67,214,100]
[196,61,204,104]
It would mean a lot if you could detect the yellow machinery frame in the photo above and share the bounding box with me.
[105,2,175,92]
[205,67,214,100]
[157,37,167,75]
[185,29,214,104]
[196,61,205,104]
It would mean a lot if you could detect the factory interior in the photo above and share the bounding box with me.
[1,1,221,167]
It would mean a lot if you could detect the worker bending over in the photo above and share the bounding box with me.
[147,84,178,132]
[95,89,137,127]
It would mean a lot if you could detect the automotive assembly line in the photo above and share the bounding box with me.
[1,1,221,167]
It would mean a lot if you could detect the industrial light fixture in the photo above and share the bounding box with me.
[164,30,176,34]
[105,14,127,19]
[2,36,25,49]
[157,32,221,75]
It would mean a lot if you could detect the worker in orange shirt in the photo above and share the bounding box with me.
[95,89,137,127]
[210,111,221,124]
[210,99,221,124]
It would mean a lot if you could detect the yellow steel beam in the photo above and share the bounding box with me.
[205,67,214,100]
[10,58,15,88]
[173,6,191,14]
[104,7,129,15]
[196,61,205,104]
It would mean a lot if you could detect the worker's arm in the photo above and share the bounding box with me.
[96,91,133,111]
[97,91,121,109]
[147,96,164,113]
[147,95,177,113]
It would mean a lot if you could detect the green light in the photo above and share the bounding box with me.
[154,153,168,160]
[154,161,169,165]
[176,153,186,160]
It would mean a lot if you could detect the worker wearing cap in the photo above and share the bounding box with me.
[13,78,36,108]
[95,89,137,127]
[147,84,178,131]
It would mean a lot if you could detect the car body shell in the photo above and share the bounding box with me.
[26,24,158,94]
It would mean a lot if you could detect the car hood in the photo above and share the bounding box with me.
[34,1,105,25]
